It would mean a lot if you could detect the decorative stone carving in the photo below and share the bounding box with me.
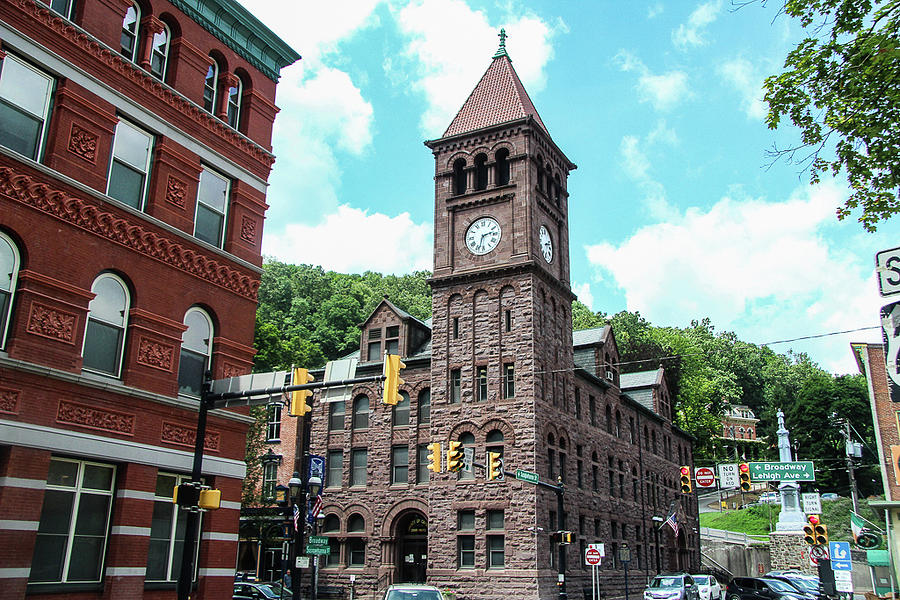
[240,215,256,243]
[67,124,98,163]
[0,387,20,414]
[165,175,187,208]
[0,167,259,300]
[136,337,174,371]
[161,421,220,451]
[57,400,135,435]
[26,301,76,343]
[222,362,246,378]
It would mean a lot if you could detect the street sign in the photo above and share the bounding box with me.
[802,492,822,515]
[810,545,829,559]
[296,556,309,568]
[463,447,474,472]
[718,463,739,488]
[829,541,852,570]
[588,543,605,556]
[308,536,329,545]
[210,370,291,408]
[876,246,900,297]
[695,467,716,488]
[306,546,331,556]
[748,461,815,481]
[585,547,602,566]
[516,469,539,484]
[834,570,853,593]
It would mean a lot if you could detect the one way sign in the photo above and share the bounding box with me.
[829,541,852,571]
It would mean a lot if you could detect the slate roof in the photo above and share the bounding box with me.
[572,326,610,346]
[619,368,664,390]
[442,54,548,138]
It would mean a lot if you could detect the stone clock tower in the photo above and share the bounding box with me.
[424,32,578,598]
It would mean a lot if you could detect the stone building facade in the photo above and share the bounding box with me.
[0,0,297,598]
[300,43,698,600]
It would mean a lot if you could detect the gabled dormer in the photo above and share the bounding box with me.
[359,298,432,362]
[572,325,621,386]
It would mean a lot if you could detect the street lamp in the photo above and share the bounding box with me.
[651,516,663,574]
[308,474,322,600]
[288,472,302,600]
[308,475,322,498]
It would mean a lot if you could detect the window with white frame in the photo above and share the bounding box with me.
[107,119,153,210]
[46,0,76,19]
[0,53,54,160]
[194,167,230,247]
[149,23,170,80]
[29,457,116,584]
[178,307,213,397]
[486,509,505,569]
[352,395,369,430]
[350,448,366,487]
[417,389,430,424]
[391,445,408,485]
[262,462,278,501]
[203,60,218,114]
[120,3,140,62]
[392,391,410,427]
[266,403,281,441]
[0,232,21,350]
[457,510,475,568]
[347,514,366,567]
[82,273,129,377]
[146,473,201,582]
[226,78,241,129]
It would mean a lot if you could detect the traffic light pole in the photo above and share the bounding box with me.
[555,479,567,600]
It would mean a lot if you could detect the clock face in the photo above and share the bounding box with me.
[539,225,553,263]
[465,217,502,255]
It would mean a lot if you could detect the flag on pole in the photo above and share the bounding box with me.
[292,504,300,532]
[666,510,679,536]
[850,511,864,540]
[311,495,323,519]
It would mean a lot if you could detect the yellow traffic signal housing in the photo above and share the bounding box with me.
[427,442,442,473]
[382,354,406,405]
[488,451,503,481]
[804,515,821,545]
[814,523,828,546]
[739,462,751,492]
[198,488,221,510]
[560,531,574,544]
[680,466,692,494]
[290,368,314,416]
[447,440,463,472]
[173,482,201,507]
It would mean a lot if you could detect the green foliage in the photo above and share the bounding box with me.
[241,405,269,506]
[763,0,900,231]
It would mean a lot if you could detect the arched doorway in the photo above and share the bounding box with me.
[395,511,428,583]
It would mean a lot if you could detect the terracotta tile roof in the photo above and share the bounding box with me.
[443,55,548,138]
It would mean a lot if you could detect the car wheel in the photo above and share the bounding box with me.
[728,594,741,600]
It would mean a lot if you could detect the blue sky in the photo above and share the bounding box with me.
[238,0,897,375]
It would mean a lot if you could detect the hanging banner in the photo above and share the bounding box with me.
[882,302,900,402]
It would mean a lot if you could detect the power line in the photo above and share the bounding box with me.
[761,325,880,346]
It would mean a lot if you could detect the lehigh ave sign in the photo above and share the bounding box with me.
[749,461,815,481]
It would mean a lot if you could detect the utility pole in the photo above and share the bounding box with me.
[843,420,860,512]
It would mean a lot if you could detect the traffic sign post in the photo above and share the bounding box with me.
[718,463,739,488]
[829,541,852,571]
[586,544,604,600]
[694,467,716,488]
[585,547,602,566]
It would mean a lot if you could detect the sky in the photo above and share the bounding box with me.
[237,0,897,375]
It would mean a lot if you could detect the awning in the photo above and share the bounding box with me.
[867,550,891,567]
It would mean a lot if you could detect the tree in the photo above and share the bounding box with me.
[763,0,900,231]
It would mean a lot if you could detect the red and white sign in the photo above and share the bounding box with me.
[585,547,602,566]
[695,467,716,488]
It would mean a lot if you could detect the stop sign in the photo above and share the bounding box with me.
[585,547,602,566]
[695,467,716,488]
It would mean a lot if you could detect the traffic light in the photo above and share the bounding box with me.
[488,451,503,481]
[198,488,221,510]
[447,440,463,472]
[739,462,751,492]
[290,367,314,416]
[814,521,828,546]
[427,442,442,473]
[680,466,692,493]
[803,514,819,545]
[382,354,406,405]
[173,481,201,508]
[560,531,574,544]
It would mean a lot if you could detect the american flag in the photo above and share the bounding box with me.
[292,504,300,532]
[310,495,323,519]
[665,510,679,536]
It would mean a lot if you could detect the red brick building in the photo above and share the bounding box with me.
[285,41,699,600]
[0,0,297,598]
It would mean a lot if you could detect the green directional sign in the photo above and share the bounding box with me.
[749,461,815,481]
[306,546,331,555]
[308,536,329,545]
[516,469,539,484]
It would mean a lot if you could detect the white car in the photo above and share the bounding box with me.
[759,491,780,504]
[693,574,723,600]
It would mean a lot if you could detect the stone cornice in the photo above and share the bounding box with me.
[428,261,576,302]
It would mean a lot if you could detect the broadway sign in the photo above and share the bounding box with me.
[748,461,815,482]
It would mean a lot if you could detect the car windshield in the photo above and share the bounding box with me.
[384,590,443,600]
[764,579,803,594]
[785,578,817,593]
[651,577,683,588]
[694,576,710,585]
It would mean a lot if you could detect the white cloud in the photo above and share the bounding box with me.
[584,181,885,374]
[648,3,665,19]
[615,51,690,111]
[718,57,768,120]
[263,205,433,274]
[573,282,595,310]
[390,0,561,136]
[672,0,722,49]
[618,127,679,220]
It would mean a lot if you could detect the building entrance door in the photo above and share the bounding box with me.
[396,512,427,583]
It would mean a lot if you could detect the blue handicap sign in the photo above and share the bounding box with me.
[829,541,852,570]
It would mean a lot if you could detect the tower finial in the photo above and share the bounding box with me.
[493,28,509,59]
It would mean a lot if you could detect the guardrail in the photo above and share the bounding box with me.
[700,526,764,545]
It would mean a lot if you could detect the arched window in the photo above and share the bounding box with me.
[82,273,129,377]
[486,429,504,469]
[474,154,488,190]
[203,59,219,114]
[120,2,140,62]
[178,307,213,396]
[347,514,366,567]
[352,395,369,430]
[452,158,466,195]
[615,411,622,438]
[322,514,341,567]
[459,432,475,481]
[536,155,545,191]
[226,76,242,129]
[417,389,430,425]
[149,22,170,80]
[554,173,562,203]
[0,232,20,349]
[495,148,510,186]
[328,400,345,431]
[393,391,410,427]
[322,515,340,533]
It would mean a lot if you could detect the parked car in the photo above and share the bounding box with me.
[233,581,281,600]
[644,574,701,600]
[758,491,780,504]
[693,574,724,600]
[726,577,814,600]
[765,573,820,598]
[821,493,840,500]
[382,584,445,600]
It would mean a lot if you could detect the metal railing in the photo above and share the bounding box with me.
[700,526,762,546]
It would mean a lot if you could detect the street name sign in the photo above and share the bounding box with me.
[694,467,716,488]
[802,492,822,515]
[876,246,900,297]
[308,536,329,545]
[748,461,815,481]
[516,469,539,484]
[718,463,739,488]
[306,546,331,555]
[829,541,852,571]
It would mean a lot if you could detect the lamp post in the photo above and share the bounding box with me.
[308,474,322,600]
[288,472,302,600]
[651,516,663,574]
